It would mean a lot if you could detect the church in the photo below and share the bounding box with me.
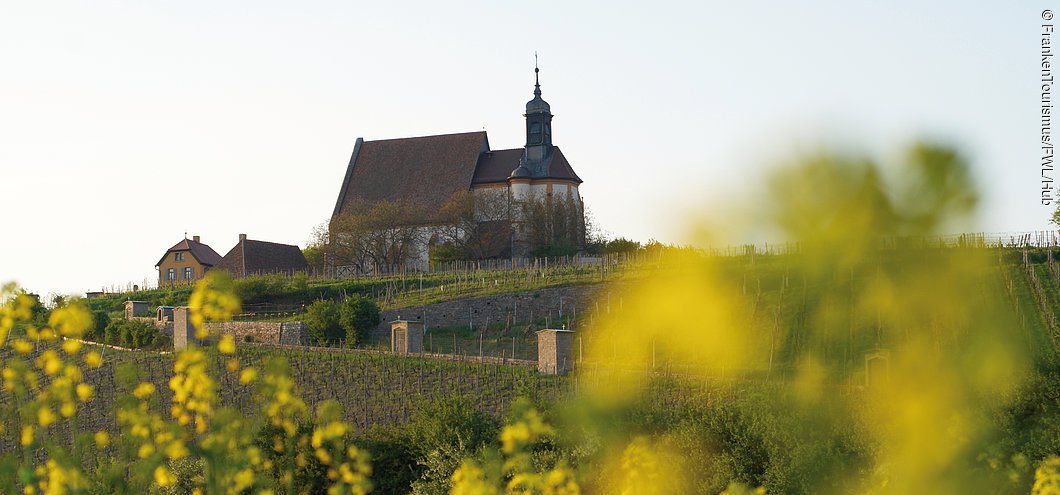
[330,65,584,265]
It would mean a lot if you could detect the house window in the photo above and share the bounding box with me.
[184,267,194,279]
[166,268,176,280]
[175,252,184,261]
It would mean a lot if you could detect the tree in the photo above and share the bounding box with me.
[303,221,329,272]
[339,295,381,347]
[303,299,341,346]
[329,199,432,273]
[515,190,585,257]
[436,190,513,260]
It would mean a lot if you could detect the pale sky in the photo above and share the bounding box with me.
[0,1,1044,296]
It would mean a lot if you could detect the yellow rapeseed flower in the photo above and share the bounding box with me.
[219,334,236,354]
[61,339,81,355]
[37,407,56,427]
[12,339,32,354]
[239,367,258,384]
[165,440,188,460]
[76,383,94,402]
[84,351,102,368]
[154,465,177,487]
[188,272,240,338]
[133,382,156,399]
[49,304,92,338]
[94,431,110,448]
[138,443,155,459]
[21,425,34,447]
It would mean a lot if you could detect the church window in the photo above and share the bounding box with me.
[529,122,542,144]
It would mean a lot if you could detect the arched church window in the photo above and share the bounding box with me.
[529,122,542,144]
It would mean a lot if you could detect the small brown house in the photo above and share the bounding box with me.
[155,236,223,287]
[214,234,309,278]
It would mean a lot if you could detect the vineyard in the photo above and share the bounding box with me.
[0,344,570,456]
[8,243,1060,493]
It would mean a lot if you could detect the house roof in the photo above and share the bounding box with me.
[215,238,309,277]
[155,238,223,268]
[333,131,489,218]
[471,146,582,185]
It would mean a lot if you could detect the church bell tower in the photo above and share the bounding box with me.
[523,58,553,163]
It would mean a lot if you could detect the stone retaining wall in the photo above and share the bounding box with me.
[204,321,306,345]
[373,284,613,340]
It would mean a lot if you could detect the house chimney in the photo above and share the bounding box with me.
[239,234,247,242]
[192,235,200,243]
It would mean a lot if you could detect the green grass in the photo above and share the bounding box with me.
[85,259,646,316]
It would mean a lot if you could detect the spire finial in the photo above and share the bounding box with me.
[533,52,541,97]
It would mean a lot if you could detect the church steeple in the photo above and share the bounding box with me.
[524,55,553,162]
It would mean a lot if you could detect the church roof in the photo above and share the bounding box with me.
[471,147,582,185]
[332,131,489,217]
[334,131,583,219]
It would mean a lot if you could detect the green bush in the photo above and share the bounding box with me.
[303,299,341,346]
[101,319,165,349]
[339,295,381,347]
[88,310,110,341]
[362,394,500,495]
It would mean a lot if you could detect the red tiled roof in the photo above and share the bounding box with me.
[215,238,309,277]
[333,131,488,218]
[542,147,582,183]
[155,238,223,267]
[471,146,582,185]
[471,148,524,184]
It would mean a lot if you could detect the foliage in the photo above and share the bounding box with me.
[330,198,433,271]
[338,295,381,347]
[304,221,330,272]
[517,191,584,258]
[102,319,167,349]
[0,275,372,494]
[436,190,514,260]
[303,299,342,346]
[88,310,110,341]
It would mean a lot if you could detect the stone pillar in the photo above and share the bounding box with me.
[173,307,197,351]
[124,301,148,319]
[390,320,424,354]
[864,349,890,387]
[537,329,574,375]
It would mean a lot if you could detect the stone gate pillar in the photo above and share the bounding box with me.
[390,320,424,354]
[537,329,574,375]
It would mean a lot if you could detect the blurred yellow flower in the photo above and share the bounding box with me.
[239,367,258,384]
[84,351,102,368]
[133,382,156,399]
[219,334,236,354]
[75,383,94,402]
[37,407,56,427]
[154,465,177,487]
[21,425,34,447]
[93,431,110,448]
